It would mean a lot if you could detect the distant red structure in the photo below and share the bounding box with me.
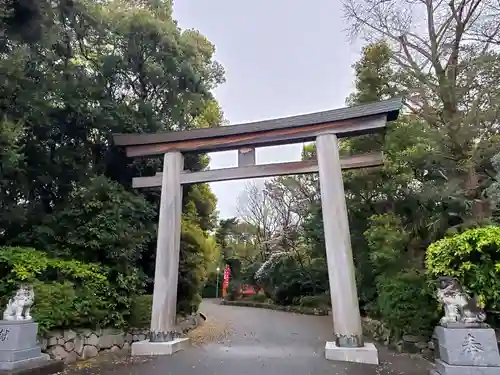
[240,284,258,296]
[222,264,231,297]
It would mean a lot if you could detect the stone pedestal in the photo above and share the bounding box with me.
[0,321,63,375]
[430,326,500,375]
[325,341,379,365]
[131,338,190,356]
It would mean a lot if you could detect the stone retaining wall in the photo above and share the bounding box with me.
[39,313,204,363]
[361,317,434,358]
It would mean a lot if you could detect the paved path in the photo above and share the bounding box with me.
[70,299,433,375]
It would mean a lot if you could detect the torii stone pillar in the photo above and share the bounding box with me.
[316,133,379,365]
[131,151,190,356]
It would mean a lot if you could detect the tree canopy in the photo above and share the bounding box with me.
[0,0,225,326]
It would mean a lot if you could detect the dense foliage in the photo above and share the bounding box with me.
[426,227,500,312]
[128,294,153,329]
[0,0,225,331]
[375,270,438,338]
[177,219,216,314]
[487,153,500,220]
[0,246,137,334]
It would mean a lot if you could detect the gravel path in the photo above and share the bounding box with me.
[61,299,433,375]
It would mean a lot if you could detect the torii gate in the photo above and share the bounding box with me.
[112,97,402,364]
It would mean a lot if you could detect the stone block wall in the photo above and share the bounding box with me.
[39,314,204,363]
[39,327,148,363]
[361,317,434,358]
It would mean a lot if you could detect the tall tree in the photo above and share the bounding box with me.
[0,119,25,234]
[342,0,500,224]
[0,0,226,313]
[487,152,500,220]
[237,182,281,259]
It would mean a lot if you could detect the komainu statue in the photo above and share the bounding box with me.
[436,276,487,326]
[3,284,34,321]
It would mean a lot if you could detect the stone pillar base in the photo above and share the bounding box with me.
[325,341,379,365]
[131,338,190,356]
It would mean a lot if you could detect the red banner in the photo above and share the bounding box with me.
[222,264,231,297]
[223,264,231,286]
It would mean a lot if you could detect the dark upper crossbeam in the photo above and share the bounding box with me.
[112,97,402,157]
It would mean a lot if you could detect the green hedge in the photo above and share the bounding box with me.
[375,269,439,338]
[177,221,212,315]
[0,246,143,334]
[426,226,500,312]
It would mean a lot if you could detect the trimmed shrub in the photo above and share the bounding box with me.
[177,220,212,315]
[259,255,328,306]
[426,226,500,311]
[0,246,140,333]
[31,281,78,334]
[375,269,439,339]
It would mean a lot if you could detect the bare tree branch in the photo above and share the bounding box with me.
[342,0,500,221]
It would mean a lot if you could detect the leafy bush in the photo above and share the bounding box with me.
[0,246,142,333]
[177,220,212,315]
[298,294,330,308]
[376,269,439,339]
[364,214,409,273]
[272,257,328,306]
[361,213,411,315]
[15,176,157,271]
[0,246,107,289]
[128,294,153,328]
[426,226,500,311]
[32,281,78,334]
[273,278,317,305]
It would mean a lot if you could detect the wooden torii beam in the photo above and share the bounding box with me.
[112,97,403,362]
[132,152,384,188]
[113,97,401,157]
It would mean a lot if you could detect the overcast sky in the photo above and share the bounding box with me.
[173,1,363,219]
